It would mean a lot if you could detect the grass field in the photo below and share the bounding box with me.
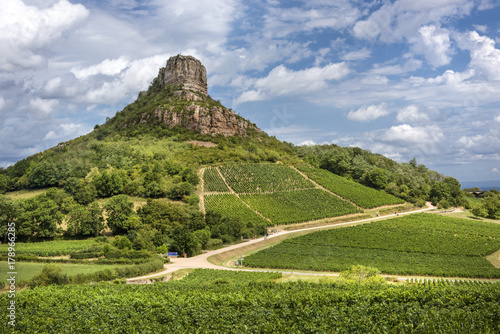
[4,188,49,200]
[430,208,500,225]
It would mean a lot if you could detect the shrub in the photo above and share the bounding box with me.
[205,238,223,250]
[28,264,69,288]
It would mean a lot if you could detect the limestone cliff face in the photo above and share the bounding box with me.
[158,55,208,95]
[153,102,251,137]
[138,55,260,137]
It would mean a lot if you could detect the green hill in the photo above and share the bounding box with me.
[0,55,468,255]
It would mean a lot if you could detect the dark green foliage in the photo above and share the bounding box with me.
[66,202,104,237]
[362,167,389,189]
[429,176,466,207]
[93,169,125,198]
[0,174,8,194]
[28,264,69,287]
[180,167,200,186]
[192,228,211,248]
[171,226,201,257]
[0,195,19,242]
[205,238,223,250]
[103,195,135,234]
[166,182,193,201]
[64,177,96,205]
[112,235,133,250]
[471,193,500,219]
[210,216,245,243]
[138,199,193,234]
[27,162,70,188]
[16,196,64,240]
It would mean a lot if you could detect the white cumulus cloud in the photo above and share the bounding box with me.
[382,124,444,146]
[71,56,130,79]
[340,48,371,61]
[235,62,350,104]
[44,123,92,141]
[396,105,430,123]
[353,0,474,42]
[348,103,390,122]
[0,0,89,71]
[29,98,59,118]
[77,55,168,104]
[456,31,500,80]
[410,25,453,67]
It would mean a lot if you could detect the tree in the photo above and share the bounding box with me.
[93,170,124,198]
[211,216,244,243]
[471,204,488,218]
[103,195,135,234]
[362,167,389,190]
[0,174,9,194]
[429,176,464,207]
[166,182,193,201]
[64,177,97,205]
[472,193,500,219]
[17,197,63,240]
[180,167,200,186]
[144,181,166,198]
[171,226,201,257]
[66,202,104,237]
[112,235,132,249]
[483,194,500,219]
[193,228,211,249]
[0,195,19,242]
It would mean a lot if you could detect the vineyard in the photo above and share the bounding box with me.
[202,163,410,226]
[204,194,269,226]
[174,268,282,284]
[218,164,315,193]
[244,213,500,278]
[0,239,95,257]
[202,167,230,193]
[3,272,498,333]
[298,166,405,208]
[241,189,362,225]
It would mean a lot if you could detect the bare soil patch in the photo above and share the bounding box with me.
[486,249,500,268]
[186,140,217,147]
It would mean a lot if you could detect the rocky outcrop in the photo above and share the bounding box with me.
[131,55,260,137]
[154,103,256,137]
[158,55,207,95]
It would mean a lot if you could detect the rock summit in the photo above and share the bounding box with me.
[158,55,208,95]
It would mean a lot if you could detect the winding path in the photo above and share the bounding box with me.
[127,205,435,282]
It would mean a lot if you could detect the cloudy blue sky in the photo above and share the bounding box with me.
[1,0,500,184]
